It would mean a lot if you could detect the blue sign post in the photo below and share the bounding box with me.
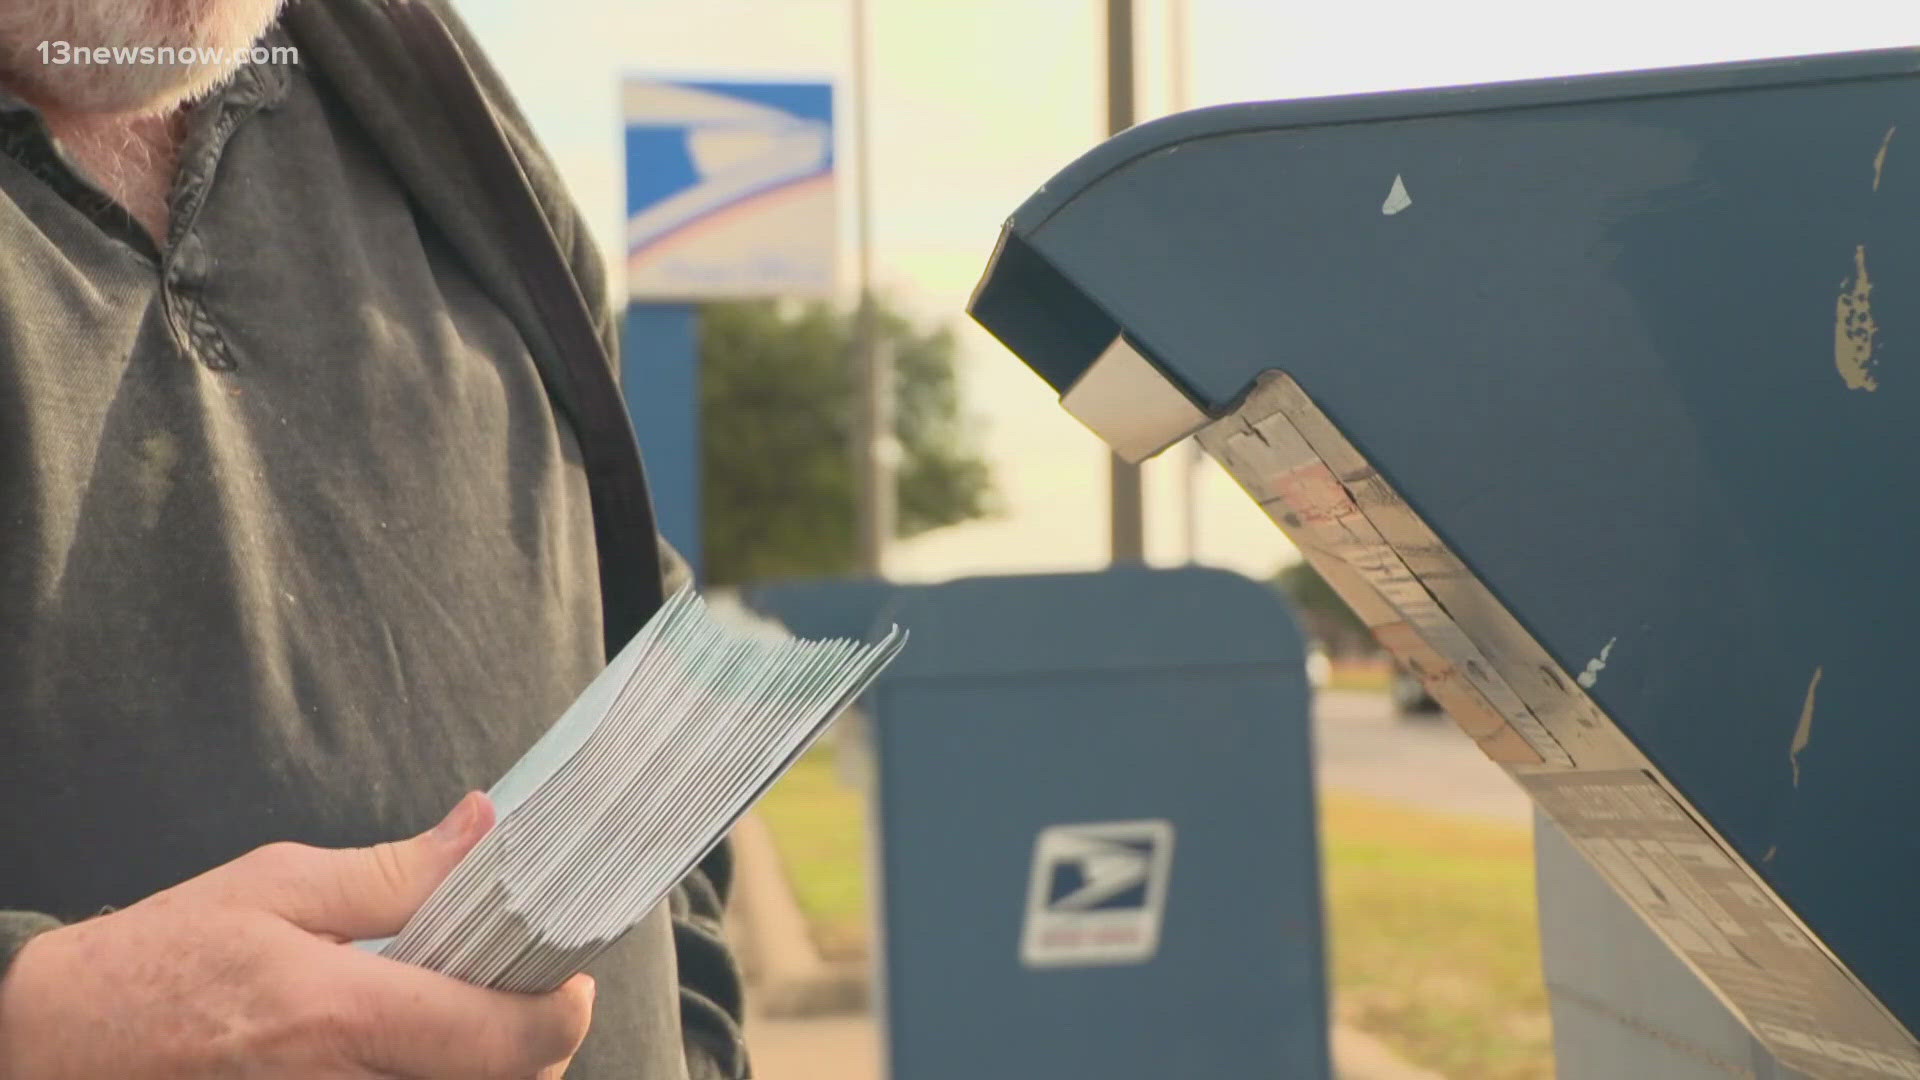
[621,78,837,579]
[617,305,701,574]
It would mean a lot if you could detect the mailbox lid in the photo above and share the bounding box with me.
[871,565,1306,682]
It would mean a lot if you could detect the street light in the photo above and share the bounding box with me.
[850,0,892,578]
[1107,0,1143,564]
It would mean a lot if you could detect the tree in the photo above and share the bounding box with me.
[699,299,995,586]
[1273,558,1376,658]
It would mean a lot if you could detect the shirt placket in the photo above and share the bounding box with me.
[161,68,282,373]
[0,56,288,372]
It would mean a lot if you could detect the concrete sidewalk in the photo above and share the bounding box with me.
[747,1009,1447,1080]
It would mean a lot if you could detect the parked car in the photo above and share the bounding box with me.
[1390,661,1441,715]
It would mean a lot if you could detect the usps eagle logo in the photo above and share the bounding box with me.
[1020,819,1175,968]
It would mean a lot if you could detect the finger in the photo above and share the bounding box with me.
[240,791,495,940]
[336,954,595,1079]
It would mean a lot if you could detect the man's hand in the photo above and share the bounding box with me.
[0,792,594,1079]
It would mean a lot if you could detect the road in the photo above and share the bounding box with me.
[1312,689,1533,826]
[746,689,1521,1079]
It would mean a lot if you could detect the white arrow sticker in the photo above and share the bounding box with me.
[1381,173,1412,216]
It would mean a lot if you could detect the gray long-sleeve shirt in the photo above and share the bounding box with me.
[0,7,742,1077]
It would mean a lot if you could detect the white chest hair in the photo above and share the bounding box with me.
[43,108,187,245]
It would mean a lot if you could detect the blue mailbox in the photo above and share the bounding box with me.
[862,567,1328,1080]
[971,49,1920,1078]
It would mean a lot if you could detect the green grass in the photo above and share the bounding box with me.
[755,747,872,960]
[1319,793,1553,1080]
[756,751,1552,1079]
[1327,658,1393,693]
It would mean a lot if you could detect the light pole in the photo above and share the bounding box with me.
[1167,0,1205,565]
[1107,0,1144,564]
[850,0,892,578]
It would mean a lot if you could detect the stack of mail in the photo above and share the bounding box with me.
[374,587,905,992]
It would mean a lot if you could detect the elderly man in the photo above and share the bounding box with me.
[0,0,744,1077]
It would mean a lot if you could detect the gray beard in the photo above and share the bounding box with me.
[0,0,286,116]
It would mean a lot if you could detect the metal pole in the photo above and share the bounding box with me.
[851,0,891,577]
[1167,0,1204,564]
[1167,0,1189,113]
[1107,0,1144,564]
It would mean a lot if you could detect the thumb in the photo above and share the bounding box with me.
[534,977,594,1080]
[244,791,495,941]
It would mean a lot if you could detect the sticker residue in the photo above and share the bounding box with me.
[1576,637,1616,689]
[1381,174,1412,216]
[1874,126,1896,191]
[1835,245,1879,392]
[1790,666,1823,788]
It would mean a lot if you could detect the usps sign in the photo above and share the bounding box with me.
[1020,819,1175,968]
[623,78,836,299]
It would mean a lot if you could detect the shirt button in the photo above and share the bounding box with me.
[169,231,210,285]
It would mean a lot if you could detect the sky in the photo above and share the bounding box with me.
[454,0,1920,585]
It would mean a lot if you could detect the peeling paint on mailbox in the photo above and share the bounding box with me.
[1837,245,1880,391]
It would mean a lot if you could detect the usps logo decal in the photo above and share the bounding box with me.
[1020,819,1175,968]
